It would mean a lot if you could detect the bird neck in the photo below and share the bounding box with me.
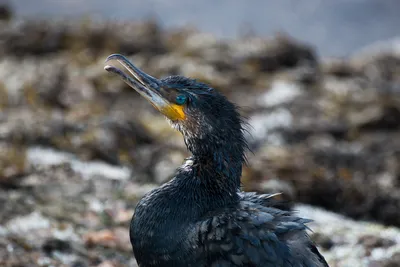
[184,137,246,191]
[178,157,241,212]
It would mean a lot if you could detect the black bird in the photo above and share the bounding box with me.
[104,54,329,267]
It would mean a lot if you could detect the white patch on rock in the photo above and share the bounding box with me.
[27,146,130,180]
[259,80,303,107]
[184,32,218,51]
[247,108,293,144]
[71,161,130,180]
[0,225,8,236]
[27,147,72,165]
[6,212,50,234]
[88,198,105,213]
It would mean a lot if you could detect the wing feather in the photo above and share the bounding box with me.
[195,200,328,267]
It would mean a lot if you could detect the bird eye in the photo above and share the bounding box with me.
[175,94,187,105]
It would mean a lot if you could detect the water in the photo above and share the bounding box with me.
[9,0,400,56]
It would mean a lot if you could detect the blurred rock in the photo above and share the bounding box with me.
[0,3,12,21]
[380,252,400,267]
[0,142,26,185]
[42,238,72,255]
[298,204,400,267]
[0,20,165,58]
[358,235,396,251]
[237,34,318,74]
[84,227,130,252]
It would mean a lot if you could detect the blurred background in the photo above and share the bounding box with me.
[1,0,400,266]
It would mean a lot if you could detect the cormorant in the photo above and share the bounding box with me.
[104,54,329,267]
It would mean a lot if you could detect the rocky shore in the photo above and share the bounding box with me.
[0,15,400,266]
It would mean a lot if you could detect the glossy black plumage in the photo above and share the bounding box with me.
[104,55,329,267]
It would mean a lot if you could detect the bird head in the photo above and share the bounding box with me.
[104,54,247,163]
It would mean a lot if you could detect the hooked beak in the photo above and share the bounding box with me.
[104,54,185,120]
